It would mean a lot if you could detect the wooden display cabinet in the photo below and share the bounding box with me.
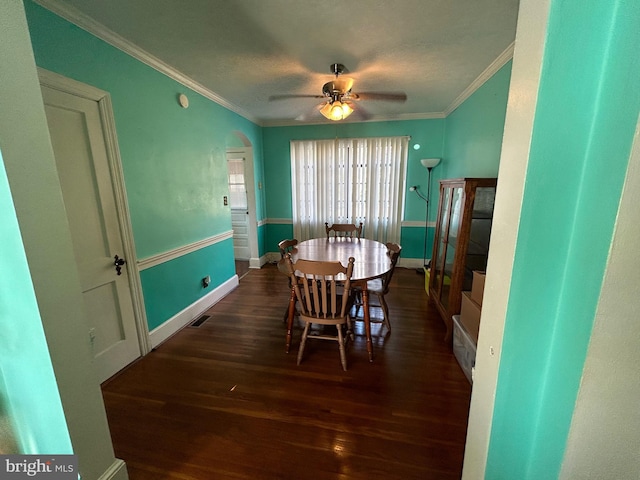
[428,178,497,341]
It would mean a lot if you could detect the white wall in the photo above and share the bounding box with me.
[560,121,640,479]
[464,0,640,476]
[0,1,126,479]
[462,0,550,476]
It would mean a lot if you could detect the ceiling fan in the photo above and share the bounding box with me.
[269,63,407,121]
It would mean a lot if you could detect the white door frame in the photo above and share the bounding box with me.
[38,68,151,356]
[227,147,259,267]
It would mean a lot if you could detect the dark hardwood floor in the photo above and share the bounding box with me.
[102,264,472,479]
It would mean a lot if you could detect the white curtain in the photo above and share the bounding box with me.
[290,136,408,243]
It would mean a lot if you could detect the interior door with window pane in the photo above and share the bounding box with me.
[227,157,250,260]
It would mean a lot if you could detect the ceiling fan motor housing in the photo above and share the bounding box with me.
[331,63,347,76]
[322,78,354,99]
[269,62,406,121]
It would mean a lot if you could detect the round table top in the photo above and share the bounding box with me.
[289,237,392,282]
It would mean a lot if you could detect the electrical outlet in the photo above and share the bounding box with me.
[202,275,211,288]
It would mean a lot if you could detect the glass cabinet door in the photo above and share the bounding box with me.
[463,186,496,290]
[440,186,463,310]
[429,177,497,342]
[431,186,451,300]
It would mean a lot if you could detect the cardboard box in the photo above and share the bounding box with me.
[471,271,486,306]
[460,291,481,344]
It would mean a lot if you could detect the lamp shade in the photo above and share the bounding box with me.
[420,158,441,169]
[320,100,354,121]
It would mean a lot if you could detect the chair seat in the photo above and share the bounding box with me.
[365,278,384,294]
[351,279,384,296]
[277,258,289,276]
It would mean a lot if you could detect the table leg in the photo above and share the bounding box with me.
[285,286,296,353]
[362,285,374,362]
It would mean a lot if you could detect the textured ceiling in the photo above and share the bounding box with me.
[38,0,520,125]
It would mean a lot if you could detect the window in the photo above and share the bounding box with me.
[227,158,247,210]
[290,136,409,242]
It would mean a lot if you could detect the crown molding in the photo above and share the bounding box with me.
[35,0,513,127]
[263,42,514,127]
[34,0,260,124]
[444,42,515,116]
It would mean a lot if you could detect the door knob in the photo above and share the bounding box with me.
[114,255,126,275]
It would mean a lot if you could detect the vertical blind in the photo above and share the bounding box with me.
[290,136,409,243]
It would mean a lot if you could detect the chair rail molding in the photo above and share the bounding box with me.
[137,231,233,270]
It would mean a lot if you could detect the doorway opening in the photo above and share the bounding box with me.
[227,131,259,278]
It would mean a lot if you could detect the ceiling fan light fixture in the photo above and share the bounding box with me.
[319,102,333,120]
[320,100,353,121]
[341,102,354,118]
[270,63,407,122]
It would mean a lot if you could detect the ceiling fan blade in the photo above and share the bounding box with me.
[269,94,325,101]
[295,103,326,121]
[350,103,372,121]
[352,92,407,102]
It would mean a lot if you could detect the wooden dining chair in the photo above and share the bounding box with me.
[277,239,299,321]
[285,254,355,371]
[325,222,363,239]
[352,242,402,333]
[278,238,299,258]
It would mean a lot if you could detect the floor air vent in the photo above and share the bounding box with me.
[190,315,210,327]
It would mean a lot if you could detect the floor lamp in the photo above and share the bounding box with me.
[410,158,441,272]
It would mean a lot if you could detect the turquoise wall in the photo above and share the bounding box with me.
[141,239,235,330]
[23,0,512,330]
[262,120,446,259]
[444,61,512,179]
[486,1,640,478]
[25,1,264,330]
[0,152,72,454]
[262,63,512,261]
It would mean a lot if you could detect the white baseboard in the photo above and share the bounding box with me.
[149,275,239,348]
[97,459,128,480]
[265,252,281,264]
[249,255,269,268]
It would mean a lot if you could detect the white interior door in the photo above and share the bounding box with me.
[41,85,140,382]
[227,157,251,260]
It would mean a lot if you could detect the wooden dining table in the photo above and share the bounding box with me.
[283,236,393,362]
